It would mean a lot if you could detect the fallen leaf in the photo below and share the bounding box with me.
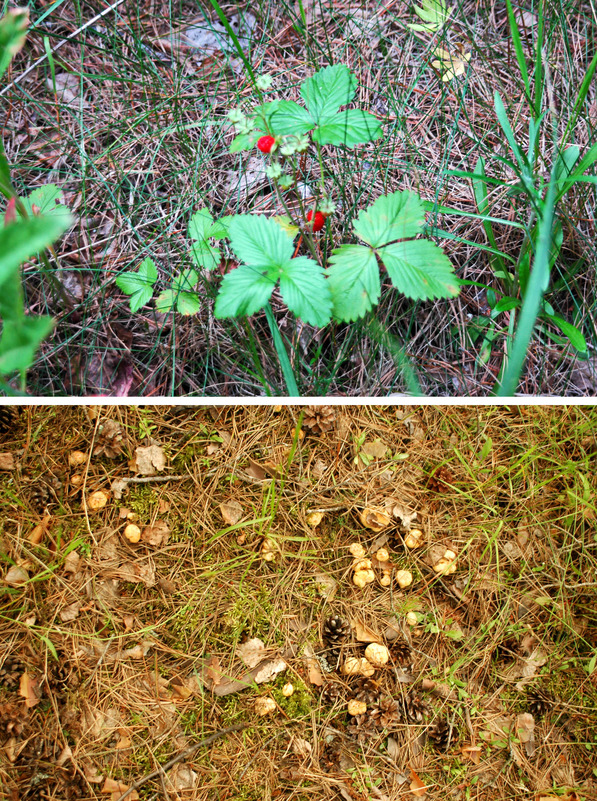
[460,744,482,764]
[115,731,132,750]
[141,521,170,546]
[131,444,166,475]
[314,573,337,599]
[516,712,535,756]
[4,565,29,586]
[56,744,73,767]
[101,777,139,801]
[245,458,267,481]
[64,551,81,575]
[253,657,287,684]
[237,638,266,668]
[409,767,427,796]
[353,619,379,643]
[28,514,52,544]
[60,601,82,622]
[111,478,129,500]
[0,452,15,470]
[291,736,312,758]
[220,500,243,525]
[20,672,41,707]
[361,439,388,459]
[169,764,197,791]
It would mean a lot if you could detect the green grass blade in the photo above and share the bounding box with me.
[505,0,530,105]
[205,0,258,88]
[561,50,597,146]
[264,302,300,397]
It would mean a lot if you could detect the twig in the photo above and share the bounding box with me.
[115,724,248,801]
[123,475,187,485]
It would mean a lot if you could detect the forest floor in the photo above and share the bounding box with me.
[1,404,596,800]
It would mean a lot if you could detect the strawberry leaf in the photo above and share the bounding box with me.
[228,214,294,271]
[268,100,314,135]
[301,64,356,121]
[188,209,221,270]
[313,108,382,147]
[214,264,276,318]
[353,190,425,247]
[0,314,54,375]
[327,244,381,321]
[0,213,72,287]
[278,256,331,326]
[379,239,460,300]
[116,257,158,312]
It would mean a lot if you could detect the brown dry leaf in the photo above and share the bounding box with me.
[111,478,129,500]
[291,737,312,758]
[19,672,41,708]
[101,777,139,801]
[220,499,243,525]
[63,550,80,575]
[122,614,135,631]
[460,744,482,764]
[306,657,324,686]
[353,619,379,643]
[203,655,225,688]
[409,767,427,796]
[0,452,15,470]
[516,712,535,756]
[141,521,170,546]
[158,499,170,513]
[237,638,266,668]
[361,439,387,459]
[253,657,287,684]
[4,565,29,586]
[169,764,198,791]
[60,601,82,622]
[245,458,267,481]
[115,730,132,750]
[28,514,52,545]
[131,444,166,475]
[56,745,73,767]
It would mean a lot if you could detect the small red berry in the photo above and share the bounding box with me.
[257,135,276,153]
[307,210,326,232]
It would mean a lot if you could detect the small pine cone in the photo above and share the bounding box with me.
[323,616,350,647]
[400,690,428,723]
[320,681,344,705]
[0,407,17,437]
[427,717,451,749]
[0,702,27,738]
[527,690,551,719]
[427,466,454,493]
[390,639,413,668]
[302,406,336,435]
[0,654,24,689]
[28,482,52,513]
[350,676,380,706]
[346,707,381,741]
[378,696,400,728]
[93,419,124,458]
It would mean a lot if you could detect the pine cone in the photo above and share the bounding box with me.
[400,690,428,723]
[346,706,381,741]
[322,616,350,665]
[0,406,17,437]
[320,681,344,705]
[28,482,52,513]
[427,466,455,493]
[0,654,24,689]
[320,738,343,773]
[350,677,380,706]
[0,701,27,738]
[527,690,551,719]
[302,406,336,435]
[427,717,451,749]
[390,639,413,668]
[378,696,399,728]
[93,419,124,458]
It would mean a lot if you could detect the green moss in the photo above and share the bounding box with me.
[127,485,160,519]
[271,673,313,720]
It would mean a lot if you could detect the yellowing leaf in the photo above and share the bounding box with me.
[431,44,471,81]
[273,215,299,238]
[409,767,427,797]
[19,671,41,708]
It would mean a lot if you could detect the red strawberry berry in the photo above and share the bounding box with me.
[257,135,276,153]
[307,210,326,232]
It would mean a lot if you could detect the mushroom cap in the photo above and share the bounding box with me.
[364,642,390,667]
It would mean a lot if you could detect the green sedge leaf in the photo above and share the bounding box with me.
[228,214,294,272]
[544,313,587,352]
[214,264,276,318]
[300,64,356,121]
[379,239,459,300]
[313,109,383,147]
[268,100,314,135]
[353,190,425,247]
[278,256,332,327]
[326,244,380,322]
[0,213,72,287]
[0,314,54,375]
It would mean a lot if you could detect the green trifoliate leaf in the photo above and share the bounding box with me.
[188,209,220,270]
[265,163,283,180]
[214,264,276,318]
[19,185,69,218]
[230,132,256,153]
[227,107,246,125]
[155,289,200,315]
[268,100,314,136]
[326,244,381,322]
[313,108,382,147]
[278,256,332,327]
[188,208,214,239]
[115,257,158,312]
[379,239,460,300]
[300,64,356,121]
[228,214,294,272]
[172,269,199,293]
[353,190,425,247]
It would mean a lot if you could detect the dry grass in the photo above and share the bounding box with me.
[2,0,596,395]
[1,404,596,800]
